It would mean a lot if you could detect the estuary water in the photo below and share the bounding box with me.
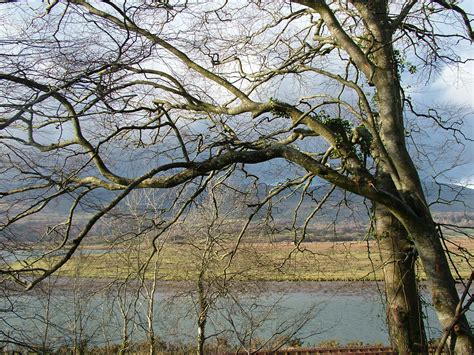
[2,280,471,350]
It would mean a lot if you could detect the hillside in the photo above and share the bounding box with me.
[1,179,473,244]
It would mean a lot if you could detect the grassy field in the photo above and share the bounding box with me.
[25,238,473,282]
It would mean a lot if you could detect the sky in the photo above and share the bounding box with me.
[0,0,473,189]
[424,2,474,187]
[407,54,474,188]
[435,62,474,107]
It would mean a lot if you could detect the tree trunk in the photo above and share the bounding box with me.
[407,220,474,353]
[197,276,208,355]
[375,172,427,354]
[366,17,474,352]
[197,317,206,355]
[373,64,474,354]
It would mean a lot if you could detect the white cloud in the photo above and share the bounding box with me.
[454,176,474,189]
[433,61,474,108]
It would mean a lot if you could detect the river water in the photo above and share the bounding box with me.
[2,280,471,350]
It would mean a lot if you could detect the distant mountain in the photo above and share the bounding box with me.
[255,179,474,216]
[1,178,472,244]
[422,180,474,212]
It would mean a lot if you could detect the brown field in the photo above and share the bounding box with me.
[22,237,472,282]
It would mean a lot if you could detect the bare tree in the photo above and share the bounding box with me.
[172,181,252,355]
[0,0,473,352]
[119,190,167,355]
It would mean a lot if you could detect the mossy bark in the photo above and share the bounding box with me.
[375,172,427,354]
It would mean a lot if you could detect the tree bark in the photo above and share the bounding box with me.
[408,220,474,353]
[375,172,427,354]
[197,274,208,355]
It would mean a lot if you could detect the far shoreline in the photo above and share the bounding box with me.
[5,278,434,297]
